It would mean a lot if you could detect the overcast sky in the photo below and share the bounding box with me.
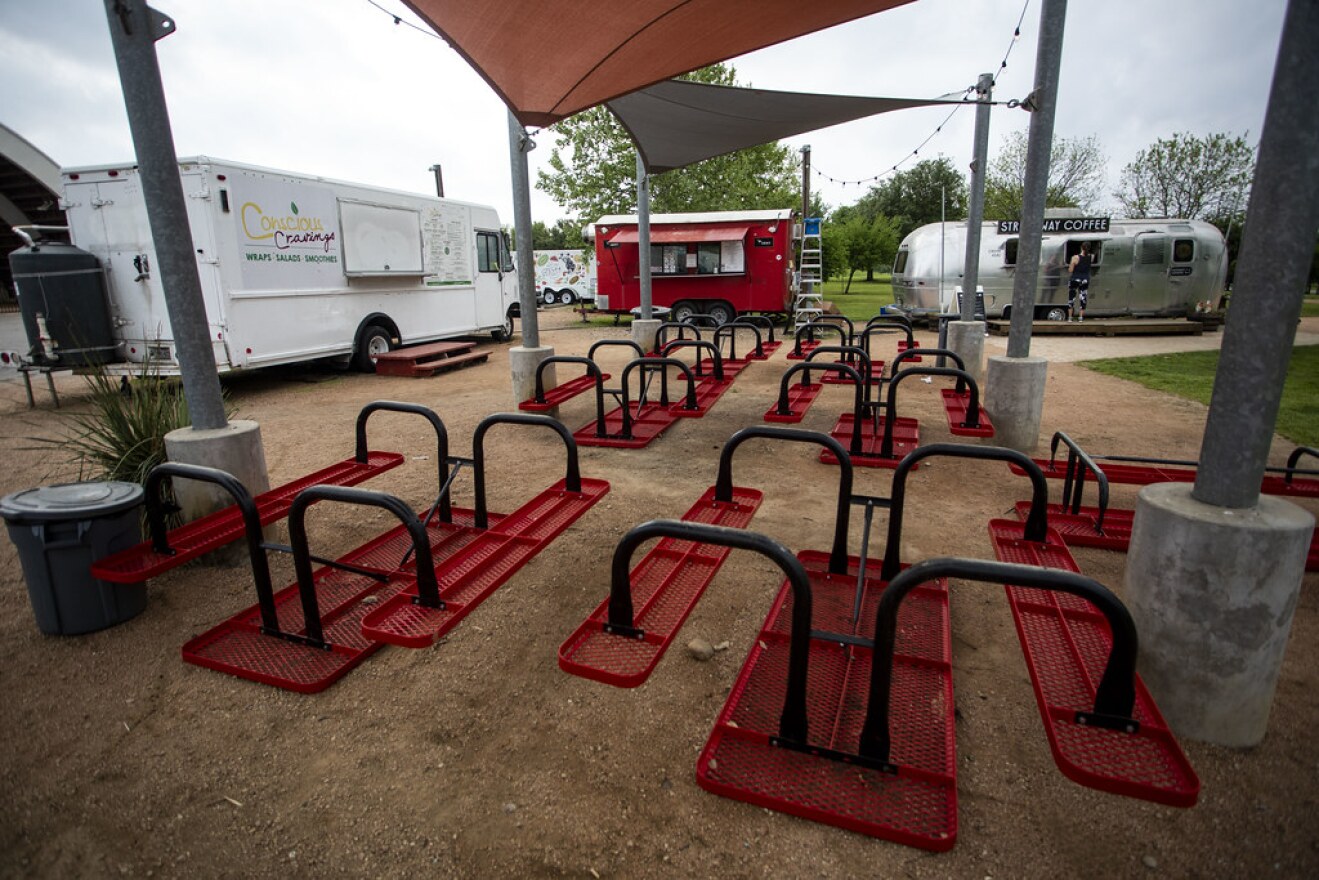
[1,0,1288,227]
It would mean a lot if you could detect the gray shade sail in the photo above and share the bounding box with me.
[609,79,959,173]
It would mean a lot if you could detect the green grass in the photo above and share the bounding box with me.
[1079,345,1319,447]
[1301,294,1319,318]
[819,276,895,324]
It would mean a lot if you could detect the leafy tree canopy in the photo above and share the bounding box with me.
[851,158,967,241]
[1114,131,1254,221]
[530,218,589,250]
[983,131,1107,221]
[536,64,799,222]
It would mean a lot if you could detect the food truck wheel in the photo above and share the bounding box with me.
[491,311,515,342]
[706,302,735,325]
[354,325,394,372]
[559,289,578,305]
[541,289,557,306]
[671,301,698,323]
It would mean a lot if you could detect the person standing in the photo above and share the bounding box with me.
[1068,242,1093,322]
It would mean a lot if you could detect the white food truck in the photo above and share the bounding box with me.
[43,157,518,372]
[534,249,595,305]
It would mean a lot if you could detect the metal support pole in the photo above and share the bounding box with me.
[637,151,652,320]
[103,0,227,430]
[801,145,812,299]
[961,73,994,321]
[1005,0,1067,359]
[507,110,539,348]
[1194,0,1319,509]
[429,164,445,198]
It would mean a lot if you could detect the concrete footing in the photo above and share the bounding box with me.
[1124,483,1312,747]
[984,356,1047,452]
[509,345,557,417]
[946,321,986,387]
[631,319,661,355]
[165,420,270,563]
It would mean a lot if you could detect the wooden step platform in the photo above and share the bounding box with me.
[374,341,488,377]
[986,319,1205,337]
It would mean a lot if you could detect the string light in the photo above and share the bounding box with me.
[809,0,1032,190]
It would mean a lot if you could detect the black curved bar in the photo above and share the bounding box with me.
[714,426,854,574]
[879,443,1050,581]
[533,355,603,400]
[289,485,441,636]
[815,314,856,345]
[878,366,981,459]
[806,343,873,383]
[1285,446,1319,484]
[714,320,765,361]
[606,519,814,743]
[661,338,725,382]
[654,321,702,354]
[1047,432,1111,529]
[683,314,720,328]
[587,338,645,363]
[619,357,699,436]
[354,401,452,521]
[859,556,1140,764]
[791,321,848,356]
[143,462,276,630]
[472,412,582,529]
[891,346,965,386]
[855,322,914,359]
[864,313,913,331]
[772,360,865,456]
[738,314,778,343]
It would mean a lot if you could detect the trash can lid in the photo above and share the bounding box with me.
[0,481,144,523]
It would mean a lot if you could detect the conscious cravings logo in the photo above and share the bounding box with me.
[242,201,338,252]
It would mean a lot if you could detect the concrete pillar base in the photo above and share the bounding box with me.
[984,356,1047,452]
[165,420,270,565]
[946,320,986,387]
[1125,483,1312,747]
[631,319,661,354]
[510,345,557,418]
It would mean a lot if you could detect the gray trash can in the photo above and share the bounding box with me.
[1,481,147,635]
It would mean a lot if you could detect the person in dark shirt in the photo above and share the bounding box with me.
[1067,243,1093,322]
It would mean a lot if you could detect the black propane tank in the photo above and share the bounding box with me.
[8,241,118,367]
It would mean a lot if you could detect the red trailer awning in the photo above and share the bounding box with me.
[610,226,750,244]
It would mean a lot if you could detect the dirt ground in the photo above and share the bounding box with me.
[1,309,1316,879]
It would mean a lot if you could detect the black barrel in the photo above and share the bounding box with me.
[9,241,118,367]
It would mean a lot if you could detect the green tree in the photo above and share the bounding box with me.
[531,218,589,250]
[537,64,799,221]
[1114,132,1254,220]
[852,158,967,243]
[983,131,1107,220]
[837,214,900,293]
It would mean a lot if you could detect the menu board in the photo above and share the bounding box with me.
[423,204,472,286]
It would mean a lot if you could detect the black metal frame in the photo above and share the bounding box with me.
[859,557,1141,768]
[790,320,849,357]
[1045,432,1112,533]
[659,338,725,381]
[471,412,583,530]
[654,321,703,354]
[607,520,815,744]
[875,366,982,460]
[531,355,607,419]
[1285,446,1319,484]
[713,320,765,361]
[736,314,778,344]
[354,401,453,522]
[880,443,1050,581]
[771,359,865,456]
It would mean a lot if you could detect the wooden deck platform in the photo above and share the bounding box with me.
[986,319,1208,337]
[373,341,489,377]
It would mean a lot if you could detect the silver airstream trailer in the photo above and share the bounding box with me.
[891,216,1228,321]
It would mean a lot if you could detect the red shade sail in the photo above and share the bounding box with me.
[403,0,916,126]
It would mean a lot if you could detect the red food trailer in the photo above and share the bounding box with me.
[591,209,796,323]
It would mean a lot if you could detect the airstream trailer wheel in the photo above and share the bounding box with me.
[354,324,394,372]
[671,301,698,323]
[491,311,515,342]
[706,301,735,325]
[1042,306,1069,322]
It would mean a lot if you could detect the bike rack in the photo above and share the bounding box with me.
[92,401,441,583]
[182,485,440,692]
[700,442,1196,850]
[821,365,987,468]
[652,321,703,355]
[763,359,866,458]
[360,413,608,648]
[889,347,992,438]
[734,315,782,356]
[712,320,766,366]
[558,426,853,687]
[786,320,850,360]
[574,356,702,449]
